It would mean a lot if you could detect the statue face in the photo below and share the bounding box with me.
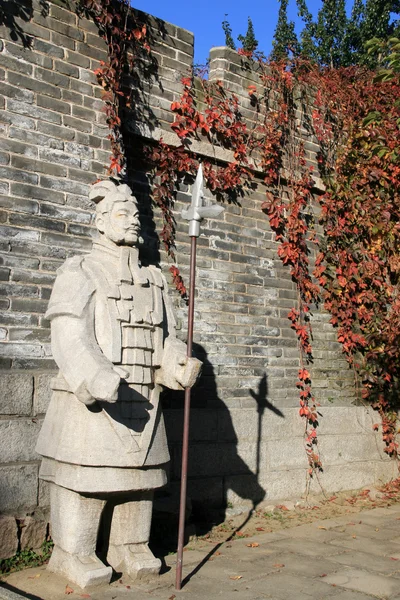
[96,199,140,246]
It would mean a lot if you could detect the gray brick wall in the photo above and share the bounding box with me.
[0,0,395,552]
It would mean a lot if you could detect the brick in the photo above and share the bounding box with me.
[37,120,75,141]
[9,127,63,150]
[76,41,107,61]
[0,165,38,184]
[0,464,39,512]
[0,151,9,165]
[34,39,65,58]
[10,183,65,204]
[54,59,80,78]
[39,203,92,224]
[0,341,43,357]
[9,328,51,343]
[13,357,56,369]
[10,155,68,178]
[40,175,88,196]
[63,115,93,133]
[7,98,62,124]
[66,49,90,68]
[0,281,39,298]
[61,88,83,105]
[7,71,62,98]
[0,310,38,327]
[0,109,36,130]
[9,213,66,233]
[0,53,33,76]
[4,41,53,69]
[0,82,35,104]
[71,104,97,121]
[37,94,71,115]
[67,167,97,184]
[70,78,94,96]
[50,3,77,25]
[41,231,92,250]
[11,269,56,285]
[51,30,76,50]
[10,240,67,260]
[35,66,70,89]
[67,223,93,236]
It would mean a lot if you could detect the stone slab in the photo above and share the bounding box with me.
[323,567,400,597]
[0,516,18,560]
[0,374,33,416]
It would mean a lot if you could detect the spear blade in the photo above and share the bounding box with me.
[182,164,224,237]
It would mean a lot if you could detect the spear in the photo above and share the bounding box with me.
[175,164,224,590]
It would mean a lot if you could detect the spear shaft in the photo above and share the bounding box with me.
[175,165,224,590]
[175,235,197,591]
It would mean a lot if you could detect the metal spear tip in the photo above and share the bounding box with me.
[181,164,225,237]
[191,163,204,209]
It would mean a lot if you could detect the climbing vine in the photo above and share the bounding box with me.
[84,0,400,472]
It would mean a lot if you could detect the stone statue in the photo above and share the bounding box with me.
[36,181,201,589]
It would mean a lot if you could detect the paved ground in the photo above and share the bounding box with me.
[3,504,400,600]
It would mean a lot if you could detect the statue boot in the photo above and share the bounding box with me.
[107,491,161,581]
[47,484,112,589]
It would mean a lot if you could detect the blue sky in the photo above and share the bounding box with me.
[132,0,327,65]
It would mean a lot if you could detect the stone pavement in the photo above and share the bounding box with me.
[3,504,400,600]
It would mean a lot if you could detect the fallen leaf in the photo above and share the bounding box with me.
[215,551,221,556]
[276,505,289,511]
[320,574,327,577]
[256,527,265,531]
[246,542,259,548]
[390,557,399,561]
[65,585,74,595]
[80,595,91,599]
[230,575,243,580]
[28,574,41,579]
[273,563,285,568]
[169,595,176,600]
[126,586,131,589]
[352,535,357,539]
[318,526,327,530]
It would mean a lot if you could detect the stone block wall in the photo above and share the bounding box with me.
[0,0,396,555]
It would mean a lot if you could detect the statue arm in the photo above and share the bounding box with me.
[51,313,121,405]
[155,276,202,390]
[47,257,121,405]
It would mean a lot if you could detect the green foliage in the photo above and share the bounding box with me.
[0,540,53,575]
[238,16,259,53]
[222,15,236,50]
[313,0,349,67]
[271,0,300,60]
[270,0,400,67]
[366,36,400,78]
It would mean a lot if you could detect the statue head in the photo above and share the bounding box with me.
[89,181,140,247]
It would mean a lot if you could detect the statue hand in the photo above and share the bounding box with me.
[175,355,202,389]
[87,369,122,403]
[155,337,202,390]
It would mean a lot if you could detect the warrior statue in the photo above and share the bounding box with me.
[36,181,201,589]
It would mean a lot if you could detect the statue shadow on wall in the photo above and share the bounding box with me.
[151,344,284,576]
